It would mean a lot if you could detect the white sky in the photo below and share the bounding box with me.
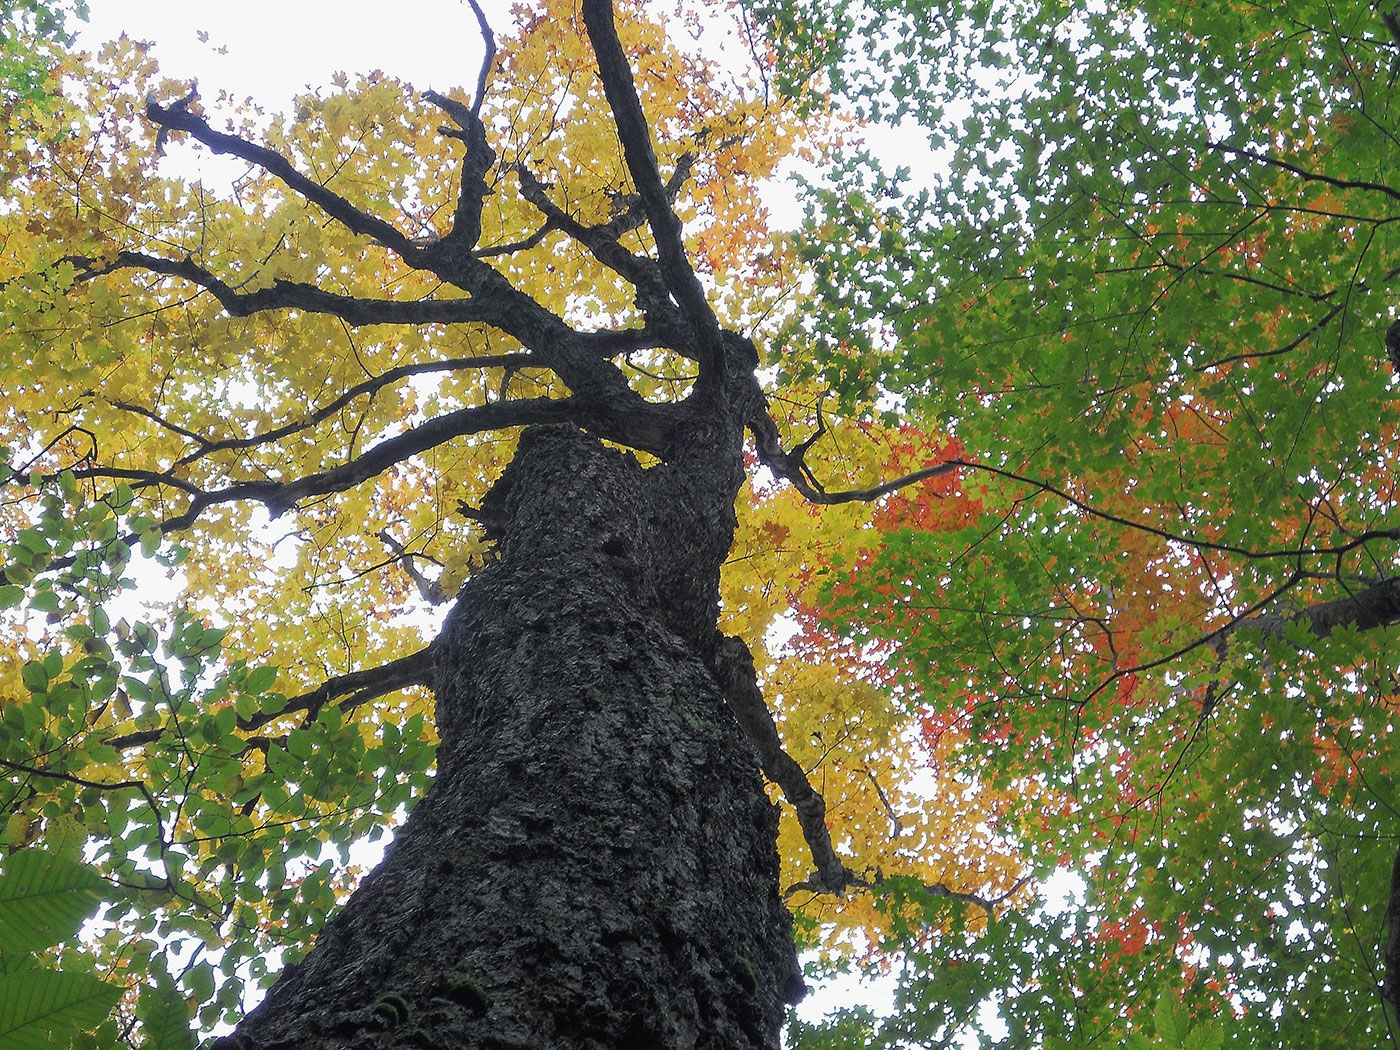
[79,0,508,111]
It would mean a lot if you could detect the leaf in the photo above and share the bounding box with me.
[1183,1022,1223,1050]
[19,662,48,693]
[243,665,278,694]
[137,973,196,1050]
[1152,996,1189,1047]
[0,851,106,957]
[0,968,122,1050]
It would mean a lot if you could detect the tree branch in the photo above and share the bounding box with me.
[103,644,436,750]
[713,634,849,892]
[63,397,586,550]
[145,97,426,259]
[158,353,536,467]
[747,405,960,504]
[66,250,656,362]
[1211,574,1400,650]
[712,635,1021,916]
[139,73,689,458]
[579,0,726,392]
[67,251,498,326]
[1209,141,1400,205]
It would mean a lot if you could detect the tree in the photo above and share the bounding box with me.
[752,0,1400,1045]
[10,0,1398,1047]
[1,1,1018,1048]
[0,0,86,120]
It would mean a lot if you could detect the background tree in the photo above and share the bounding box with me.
[0,1,1021,1048]
[752,0,1400,1045]
[0,0,86,119]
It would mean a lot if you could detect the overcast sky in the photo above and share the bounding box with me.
[79,0,508,110]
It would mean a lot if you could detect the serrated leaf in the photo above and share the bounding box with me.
[1183,1022,1223,1050]
[243,665,278,695]
[19,662,47,693]
[286,729,314,761]
[137,977,196,1050]
[0,851,106,956]
[1153,996,1189,1047]
[0,968,122,1050]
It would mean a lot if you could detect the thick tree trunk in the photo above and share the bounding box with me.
[226,424,803,1050]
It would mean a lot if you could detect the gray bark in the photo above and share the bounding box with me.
[222,424,804,1050]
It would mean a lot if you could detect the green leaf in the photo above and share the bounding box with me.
[19,662,47,693]
[0,851,106,956]
[0,968,122,1050]
[137,975,196,1050]
[286,729,314,761]
[1183,1022,1223,1050]
[0,584,22,610]
[243,665,278,695]
[1153,996,1189,1048]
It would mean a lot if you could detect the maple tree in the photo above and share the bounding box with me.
[6,0,1398,1047]
[0,1,1021,1048]
[0,0,85,123]
[753,0,1400,1046]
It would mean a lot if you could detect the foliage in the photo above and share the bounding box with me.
[6,0,1396,1046]
[0,0,87,127]
[0,849,122,1050]
[750,0,1400,1044]
[0,1,1004,1044]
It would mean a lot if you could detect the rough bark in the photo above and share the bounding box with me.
[223,424,804,1050]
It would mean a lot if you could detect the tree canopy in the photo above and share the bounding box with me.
[1,0,1398,1047]
[758,0,1400,1045]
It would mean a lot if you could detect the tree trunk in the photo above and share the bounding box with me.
[225,423,804,1050]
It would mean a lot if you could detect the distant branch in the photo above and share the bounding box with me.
[750,406,1400,576]
[104,645,436,752]
[961,460,1400,563]
[747,405,960,505]
[65,251,498,326]
[1209,141,1400,205]
[1193,300,1345,372]
[148,353,533,467]
[511,157,697,329]
[139,65,686,459]
[65,249,655,363]
[64,397,585,550]
[1210,574,1400,649]
[210,395,586,515]
[273,645,437,728]
[513,163,668,304]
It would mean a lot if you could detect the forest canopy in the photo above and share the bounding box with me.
[0,0,1398,1048]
